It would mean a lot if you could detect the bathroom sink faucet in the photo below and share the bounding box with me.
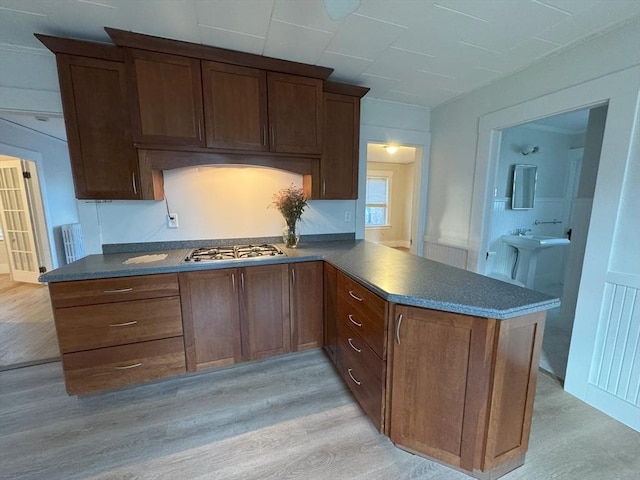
[515,228,532,236]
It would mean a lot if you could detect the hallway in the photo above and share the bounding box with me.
[0,274,58,369]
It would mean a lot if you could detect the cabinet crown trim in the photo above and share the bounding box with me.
[105,27,333,80]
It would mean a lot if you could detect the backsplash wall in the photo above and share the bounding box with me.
[78,166,355,251]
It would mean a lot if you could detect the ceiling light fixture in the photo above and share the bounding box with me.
[521,145,539,155]
[384,145,398,154]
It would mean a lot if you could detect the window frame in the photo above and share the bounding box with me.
[365,170,392,228]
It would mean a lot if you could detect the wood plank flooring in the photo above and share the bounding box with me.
[1,349,638,480]
[0,274,59,368]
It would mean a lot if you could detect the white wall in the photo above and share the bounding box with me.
[81,166,356,250]
[428,20,640,252]
[0,121,78,268]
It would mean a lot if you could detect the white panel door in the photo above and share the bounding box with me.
[0,159,40,283]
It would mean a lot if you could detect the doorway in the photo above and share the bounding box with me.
[485,106,605,380]
[364,143,416,252]
[468,67,639,430]
[0,154,58,369]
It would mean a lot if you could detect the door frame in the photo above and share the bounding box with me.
[0,146,54,274]
[357,125,430,257]
[468,65,639,428]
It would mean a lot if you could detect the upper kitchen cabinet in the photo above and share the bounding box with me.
[319,83,369,200]
[267,73,323,155]
[125,49,204,146]
[201,61,268,151]
[35,35,144,200]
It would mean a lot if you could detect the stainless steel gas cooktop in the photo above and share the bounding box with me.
[184,244,285,262]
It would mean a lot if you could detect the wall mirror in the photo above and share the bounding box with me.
[512,164,537,210]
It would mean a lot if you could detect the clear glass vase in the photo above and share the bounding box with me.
[283,223,300,248]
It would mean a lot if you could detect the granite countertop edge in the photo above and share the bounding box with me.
[40,241,559,320]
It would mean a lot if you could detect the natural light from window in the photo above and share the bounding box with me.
[365,174,390,227]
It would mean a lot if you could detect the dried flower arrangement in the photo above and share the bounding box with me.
[271,184,308,247]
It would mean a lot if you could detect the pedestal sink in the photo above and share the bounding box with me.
[501,234,570,289]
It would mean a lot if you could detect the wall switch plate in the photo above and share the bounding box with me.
[344,211,352,222]
[167,213,179,228]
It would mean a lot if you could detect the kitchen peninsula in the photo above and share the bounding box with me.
[40,240,558,480]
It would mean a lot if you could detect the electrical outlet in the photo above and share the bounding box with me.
[344,211,352,222]
[167,213,179,228]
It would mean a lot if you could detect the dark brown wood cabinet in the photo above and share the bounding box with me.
[55,53,140,200]
[267,72,323,154]
[389,305,545,478]
[319,83,369,199]
[323,262,338,364]
[126,49,204,146]
[48,273,186,395]
[179,269,242,372]
[335,270,387,431]
[202,61,268,151]
[240,264,291,360]
[290,262,324,352]
[180,264,290,369]
[321,92,359,199]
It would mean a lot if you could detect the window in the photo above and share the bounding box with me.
[365,173,391,227]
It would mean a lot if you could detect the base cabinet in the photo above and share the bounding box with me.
[389,305,545,479]
[48,273,186,395]
[323,263,338,364]
[179,269,242,372]
[179,263,290,371]
[290,262,324,352]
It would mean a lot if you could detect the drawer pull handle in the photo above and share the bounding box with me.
[396,313,404,345]
[347,368,362,386]
[109,321,137,327]
[348,290,363,302]
[348,314,362,328]
[348,338,361,353]
[103,287,133,294]
[114,362,142,370]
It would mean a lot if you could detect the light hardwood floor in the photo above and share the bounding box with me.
[1,349,638,480]
[0,274,59,368]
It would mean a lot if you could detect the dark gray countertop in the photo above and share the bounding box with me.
[39,240,559,320]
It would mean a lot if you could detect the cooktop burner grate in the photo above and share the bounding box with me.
[184,244,285,262]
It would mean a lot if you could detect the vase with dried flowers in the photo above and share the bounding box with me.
[271,184,307,248]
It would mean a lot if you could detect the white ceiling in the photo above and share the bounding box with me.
[0,0,638,139]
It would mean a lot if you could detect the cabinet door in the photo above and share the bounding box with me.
[323,262,338,364]
[240,264,290,360]
[179,269,242,372]
[267,72,322,154]
[126,49,204,146]
[56,54,140,199]
[290,262,323,351]
[202,61,268,151]
[321,93,359,199]
[390,305,493,470]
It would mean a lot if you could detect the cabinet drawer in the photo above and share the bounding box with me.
[61,337,186,395]
[337,320,384,431]
[55,296,183,353]
[49,273,179,308]
[337,295,385,358]
[337,272,386,321]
